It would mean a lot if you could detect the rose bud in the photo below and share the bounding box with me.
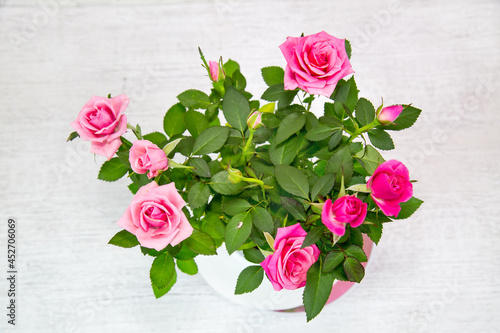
[321,195,367,236]
[377,105,403,125]
[209,61,220,82]
[227,167,243,184]
[367,160,413,217]
[129,140,169,179]
[247,111,263,130]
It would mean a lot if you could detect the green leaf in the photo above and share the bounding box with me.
[305,125,339,141]
[394,197,423,220]
[343,257,365,283]
[176,136,194,156]
[232,70,247,91]
[235,265,264,295]
[223,59,240,77]
[323,250,344,272]
[328,130,342,150]
[275,165,309,200]
[210,170,244,195]
[303,260,335,322]
[326,146,353,184]
[164,103,186,137]
[184,110,209,138]
[152,269,176,299]
[174,244,198,260]
[225,211,253,254]
[187,182,211,209]
[201,213,226,239]
[143,132,167,146]
[301,226,325,249]
[350,227,364,248]
[108,230,139,248]
[177,89,211,109]
[367,221,383,245]
[261,66,285,86]
[281,197,307,221]
[275,112,306,145]
[67,131,79,142]
[269,134,301,166]
[222,198,252,216]
[356,98,375,127]
[345,39,352,59]
[251,207,274,234]
[383,106,421,131]
[330,77,358,112]
[243,248,266,264]
[184,229,216,255]
[192,126,230,155]
[176,258,198,275]
[188,158,211,178]
[354,145,385,175]
[150,252,176,289]
[98,158,128,182]
[368,129,394,150]
[222,86,251,131]
[345,245,367,262]
[162,138,182,156]
[310,173,335,201]
[261,84,298,109]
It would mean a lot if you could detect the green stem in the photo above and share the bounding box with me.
[347,118,381,143]
[239,130,255,164]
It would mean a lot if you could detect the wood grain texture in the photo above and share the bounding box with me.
[0,0,499,332]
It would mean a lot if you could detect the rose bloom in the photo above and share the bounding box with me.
[260,224,320,291]
[71,94,128,160]
[279,31,354,97]
[117,182,193,251]
[378,105,403,125]
[367,160,413,217]
[246,111,263,130]
[129,140,169,179]
[321,196,367,236]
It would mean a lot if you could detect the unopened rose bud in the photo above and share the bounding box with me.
[377,105,403,125]
[227,167,243,184]
[247,111,263,130]
[209,61,219,82]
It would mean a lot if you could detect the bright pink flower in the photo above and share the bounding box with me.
[129,140,168,179]
[71,94,128,160]
[209,61,219,81]
[367,160,413,217]
[279,31,354,97]
[246,111,263,130]
[378,105,403,125]
[321,196,367,236]
[260,224,320,291]
[117,182,193,251]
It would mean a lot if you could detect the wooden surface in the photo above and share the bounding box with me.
[1,0,499,332]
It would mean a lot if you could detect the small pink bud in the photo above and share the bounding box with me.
[209,61,219,82]
[247,111,263,130]
[377,105,403,125]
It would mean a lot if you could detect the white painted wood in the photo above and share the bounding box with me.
[0,0,499,332]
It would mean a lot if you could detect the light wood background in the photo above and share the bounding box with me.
[1,0,499,332]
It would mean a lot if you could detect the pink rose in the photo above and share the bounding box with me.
[377,105,403,125]
[321,196,367,236]
[246,111,263,130]
[367,160,413,217]
[260,224,320,291]
[279,31,354,97]
[71,94,129,160]
[129,140,169,179]
[117,182,193,251]
[209,60,219,81]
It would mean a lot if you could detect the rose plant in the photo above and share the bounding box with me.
[68,31,423,321]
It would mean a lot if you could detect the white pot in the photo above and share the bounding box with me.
[196,234,375,311]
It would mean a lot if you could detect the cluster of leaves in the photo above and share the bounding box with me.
[76,44,423,321]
